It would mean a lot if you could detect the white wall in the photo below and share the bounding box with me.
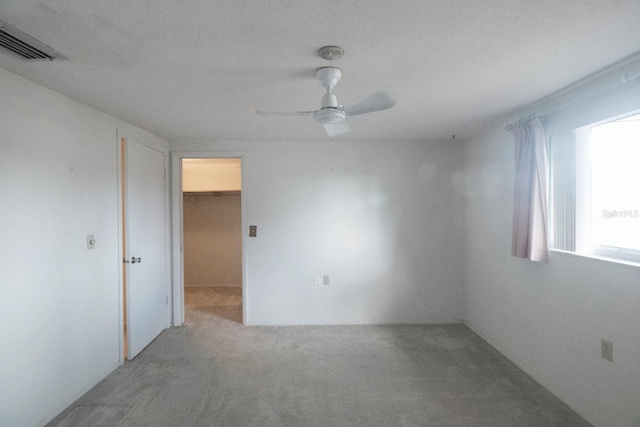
[463,124,640,427]
[173,140,465,325]
[0,68,168,427]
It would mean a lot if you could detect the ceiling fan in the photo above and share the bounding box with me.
[251,46,401,137]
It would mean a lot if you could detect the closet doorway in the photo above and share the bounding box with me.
[181,158,243,324]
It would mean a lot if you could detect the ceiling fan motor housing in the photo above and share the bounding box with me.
[321,92,338,108]
[313,72,345,124]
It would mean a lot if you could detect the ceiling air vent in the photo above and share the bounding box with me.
[0,21,67,60]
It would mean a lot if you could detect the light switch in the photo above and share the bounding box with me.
[249,225,257,237]
[87,234,96,250]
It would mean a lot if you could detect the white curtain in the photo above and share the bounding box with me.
[511,118,549,263]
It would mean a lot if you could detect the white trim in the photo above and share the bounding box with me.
[463,321,590,426]
[115,131,125,366]
[171,151,246,326]
[165,150,173,327]
[549,248,640,269]
[170,153,184,325]
[36,361,120,427]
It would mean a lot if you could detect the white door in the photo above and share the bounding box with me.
[125,138,168,359]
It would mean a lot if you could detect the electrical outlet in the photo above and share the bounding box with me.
[323,275,330,286]
[314,276,322,286]
[601,338,613,362]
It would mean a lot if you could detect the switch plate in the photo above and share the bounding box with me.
[323,275,330,286]
[314,275,322,286]
[601,338,613,362]
[249,225,257,237]
[87,234,96,250]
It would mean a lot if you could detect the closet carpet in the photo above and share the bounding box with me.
[48,286,589,426]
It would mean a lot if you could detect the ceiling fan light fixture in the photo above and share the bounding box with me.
[313,108,345,124]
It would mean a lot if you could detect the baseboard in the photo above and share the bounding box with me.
[37,361,120,427]
[184,284,241,287]
[463,321,591,426]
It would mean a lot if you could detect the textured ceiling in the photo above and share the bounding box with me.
[1,0,640,143]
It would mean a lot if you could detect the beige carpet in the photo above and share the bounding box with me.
[48,286,590,426]
[184,286,242,324]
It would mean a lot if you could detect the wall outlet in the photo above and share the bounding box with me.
[601,338,613,362]
[314,275,322,286]
[323,275,330,286]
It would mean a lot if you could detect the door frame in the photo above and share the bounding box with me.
[117,133,171,365]
[171,151,246,326]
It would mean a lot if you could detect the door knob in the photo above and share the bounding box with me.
[130,257,142,264]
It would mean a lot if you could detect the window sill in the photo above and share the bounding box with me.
[550,248,640,269]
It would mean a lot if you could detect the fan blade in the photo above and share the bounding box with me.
[341,87,401,116]
[250,107,315,116]
[324,121,351,137]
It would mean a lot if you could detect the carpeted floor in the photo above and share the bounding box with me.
[184,286,242,324]
[48,286,590,426]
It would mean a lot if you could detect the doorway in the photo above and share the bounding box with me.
[178,157,243,324]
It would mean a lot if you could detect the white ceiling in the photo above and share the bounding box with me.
[1,0,640,143]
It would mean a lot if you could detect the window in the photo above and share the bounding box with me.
[549,111,640,264]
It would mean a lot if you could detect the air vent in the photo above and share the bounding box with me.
[0,21,67,61]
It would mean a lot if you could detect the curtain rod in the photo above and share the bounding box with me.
[505,114,540,132]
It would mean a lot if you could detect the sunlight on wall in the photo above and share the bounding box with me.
[313,175,394,282]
